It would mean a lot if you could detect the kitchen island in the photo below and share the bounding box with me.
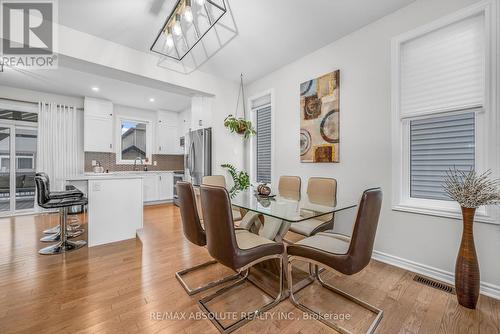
[67,174,143,247]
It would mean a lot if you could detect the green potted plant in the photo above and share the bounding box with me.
[224,115,256,139]
[443,168,500,309]
[221,163,250,196]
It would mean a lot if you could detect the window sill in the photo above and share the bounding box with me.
[392,203,498,225]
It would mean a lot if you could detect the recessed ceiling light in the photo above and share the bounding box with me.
[91,87,99,92]
[149,98,155,102]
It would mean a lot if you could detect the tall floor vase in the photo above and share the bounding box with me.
[455,207,480,309]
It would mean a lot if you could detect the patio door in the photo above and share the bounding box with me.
[0,123,38,214]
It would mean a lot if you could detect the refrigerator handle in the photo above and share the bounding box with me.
[191,142,196,174]
[189,142,195,175]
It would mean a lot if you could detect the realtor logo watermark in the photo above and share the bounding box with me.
[0,0,58,69]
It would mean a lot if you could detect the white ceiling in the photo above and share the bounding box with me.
[0,61,192,112]
[59,0,415,83]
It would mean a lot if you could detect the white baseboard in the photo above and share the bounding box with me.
[372,250,500,300]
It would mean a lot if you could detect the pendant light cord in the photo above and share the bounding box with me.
[235,73,246,119]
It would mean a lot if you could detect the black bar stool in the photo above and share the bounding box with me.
[35,173,85,241]
[35,174,88,255]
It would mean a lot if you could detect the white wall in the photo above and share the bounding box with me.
[246,0,500,294]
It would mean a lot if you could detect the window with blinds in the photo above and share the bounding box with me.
[410,111,476,201]
[394,10,485,206]
[255,104,271,183]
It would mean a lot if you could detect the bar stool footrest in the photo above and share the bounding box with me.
[39,240,87,255]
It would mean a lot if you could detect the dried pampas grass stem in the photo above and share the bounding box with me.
[443,168,500,208]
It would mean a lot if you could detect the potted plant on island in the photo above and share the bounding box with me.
[443,168,500,309]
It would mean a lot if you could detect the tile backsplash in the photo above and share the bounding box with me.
[85,152,184,172]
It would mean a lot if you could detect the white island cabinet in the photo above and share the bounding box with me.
[67,174,143,247]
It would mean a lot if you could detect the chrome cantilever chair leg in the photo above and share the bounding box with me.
[288,256,383,334]
[198,255,285,334]
[175,260,241,296]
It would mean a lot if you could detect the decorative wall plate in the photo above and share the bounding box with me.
[320,110,339,143]
[300,129,312,156]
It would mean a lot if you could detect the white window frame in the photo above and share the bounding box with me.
[391,0,499,224]
[16,155,35,172]
[116,116,153,165]
[248,89,275,186]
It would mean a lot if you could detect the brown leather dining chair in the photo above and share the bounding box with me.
[198,185,285,334]
[288,177,337,237]
[202,175,243,222]
[287,188,383,334]
[175,181,240,295]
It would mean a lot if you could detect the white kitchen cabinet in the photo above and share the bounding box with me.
[157,172,173,200]
[156,111,183,155]
[142,174,158,202]
[190,96,212,131]
[84,97,114,152]
[157,123,183,154]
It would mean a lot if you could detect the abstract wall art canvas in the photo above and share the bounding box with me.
[300,70,340,163]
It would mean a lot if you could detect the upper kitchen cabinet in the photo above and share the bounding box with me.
[190,96,212,131]
[156,110,183,155]
[84,97,114,152]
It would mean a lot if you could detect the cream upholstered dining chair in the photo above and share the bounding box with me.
[201,175,243,222]
[288,177,337,237]
[278,176,301,200]
[202,175,226,188]
[255,176,302,241]
[236,176,303,241]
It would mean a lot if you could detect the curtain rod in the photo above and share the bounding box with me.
[0,97,84,111]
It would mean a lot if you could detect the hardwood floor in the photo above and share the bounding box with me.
[0,204,498,334]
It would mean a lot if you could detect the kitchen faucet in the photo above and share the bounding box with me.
[133,157,144,171]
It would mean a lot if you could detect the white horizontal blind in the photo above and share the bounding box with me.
[400,14,485,117]
[410,111,476,201]
[256,104,271,183]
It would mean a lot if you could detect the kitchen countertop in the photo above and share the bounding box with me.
[67,173,145,181]
[68,170,182,181]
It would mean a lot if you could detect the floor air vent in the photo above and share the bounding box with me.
[413,275,455,294]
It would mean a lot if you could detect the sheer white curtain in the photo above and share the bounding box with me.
[37,102,84,191]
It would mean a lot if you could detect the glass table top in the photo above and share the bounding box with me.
[230,190,358,223]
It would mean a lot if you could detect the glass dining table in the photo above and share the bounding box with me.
[231,189,357,225]
[228,189,359,299]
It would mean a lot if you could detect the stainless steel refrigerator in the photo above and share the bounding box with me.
[184,128,212,186]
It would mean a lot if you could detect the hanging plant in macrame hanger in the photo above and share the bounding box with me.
[224,73,256,139]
